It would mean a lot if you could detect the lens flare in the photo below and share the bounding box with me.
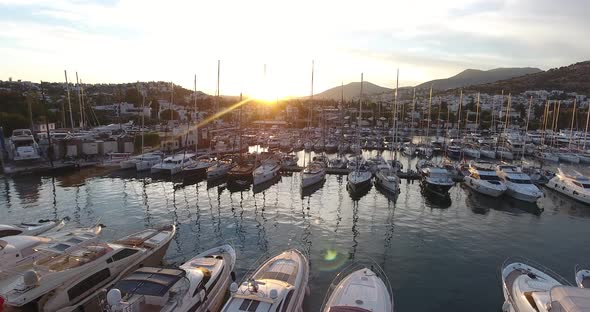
[317,248,348,272]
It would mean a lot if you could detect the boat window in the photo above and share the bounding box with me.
[583,183,590,189]
[107,248,139,263]
[281,290,294,312]
[0,229,22,237]
[239,299,261,311]
[573,181,583,188]
[481,175,501,181]
[51,243,72,252]
[68,268,111,301]
[506,177,531,184]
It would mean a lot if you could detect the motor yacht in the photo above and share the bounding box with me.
[99,244,236,312]
[1,225,175,312]
[535,150,559,163]
[221,249,309,312]
[0,218,67,238]
[420,166,454,196]
[496,165,543,203]
[375,164,400,195]
[479,145,496,159]
[501,258,572,312]
[416,145,433,158]
[8,129,40,161]
[151,153,197,175]
[463,144,481,159]
[546,169,590,205]
[463,162,507,197]
[207,159,236,179]
[321,263,393,312]
[446,144,462,159]
[253,159,281,186]
[0,224,104,280]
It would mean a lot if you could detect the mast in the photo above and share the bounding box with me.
[194,74,199,154]
[541,100,549,147]
[584,103,590,151]
[139,82,145,154]
[410,88,416,143]
[64,71,74,131]
[475,92,480,129]
[303,61,314,167]
[568,98,576,150]
[40,81,53,168]
[426,86,432,141]
[522,96,532,162]
[357,72,364,172]
[392,69,399,162]
[552,101,561,147]
[457,89,463,138]
[75,72,82,128]
[436,96,442,140]
[80,80,87,129]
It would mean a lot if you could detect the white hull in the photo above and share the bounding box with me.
[301,171,325,188]
[505,187,541,203]
[480,150,496,159]
[322,268,393,312]
[136,159,162,171]
[559,153,580,164]
[546,177,590,205]
[375,171,399,194]
[464,176,506,197]
[253,165,281,185]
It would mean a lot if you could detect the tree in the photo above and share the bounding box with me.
[160,109,179,121]
[150,98,160,119]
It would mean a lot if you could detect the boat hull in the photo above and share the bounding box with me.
[546,178,590,205]
[301,171,325,188]
[463,176,506,197]
[253,166,281,185]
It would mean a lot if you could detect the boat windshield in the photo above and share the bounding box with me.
[480,175,501,181]
[573,181,590,189]
[506,177,531,184]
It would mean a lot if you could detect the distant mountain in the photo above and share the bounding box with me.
[417,67,542,90]
[314,81,393,101]
[471,61,590,94]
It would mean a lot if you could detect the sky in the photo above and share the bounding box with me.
[0,0,589,98]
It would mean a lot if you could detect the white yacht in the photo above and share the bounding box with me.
[576,266,590,288]
[463,144,481,159]
[463,162,507,197]
[0,218,67,238]
[375,164,400,195]
[420,166,454,196]
[546,169,590,205]
[207,159,236,179]
[321,264,393,312]
[135,152,165,171]
[151,153,197,175]
[496,165,543,203]
[501,259,574,312]
[253,159,281,186]
[8,129,40,161]
[0,224,104,280]
[120,152,164,171]
[182,157,213,176]
[221,249,309,312]
[479,145,496,159]
[100,244,236,312]
[558,150,581,164]
[1,225,175,312]
[301,161,326,189]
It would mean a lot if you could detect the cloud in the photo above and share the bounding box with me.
[0,0,588,95]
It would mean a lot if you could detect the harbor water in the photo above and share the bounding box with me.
[1,151,590,311]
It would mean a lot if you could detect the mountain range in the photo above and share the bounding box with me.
[312,61,589,101]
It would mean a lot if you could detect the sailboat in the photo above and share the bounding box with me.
[347,73,372,193]
[375,69,401,195]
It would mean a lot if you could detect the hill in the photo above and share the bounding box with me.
[314,81,393,101]
[417,67,542,90]
[470,61,590,94]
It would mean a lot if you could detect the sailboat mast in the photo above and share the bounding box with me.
[568,98,576,150]
[140,82,145,153]
[392,70,399,161]
[194,74,199,154]
[584,103,590,151]
[426,86,432,140]
[475,92,480,128]
[75,72,82,128]
[457,89,463,139]
[522,96,532,161]
[64,70,74,131]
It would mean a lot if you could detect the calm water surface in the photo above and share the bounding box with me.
[1,151,590,312]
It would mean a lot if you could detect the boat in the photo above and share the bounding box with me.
[0,218,67,238]
[545,169,590,204]
[535,150,559,163]
[301,160,326,189]
[501,258,572,312]
[558,150,581,164]
[329,155,348,169]
[8,129,40,161]
[228,160,256,182]
[221,249,309,312]
[135,152,165,171]
[1,225,175,311]
[325,141,338,153]
[495,146,514,160]
[99,153,132,168]
[416,145,433,158]
[151,153,197,175]
[447,144,462,159]
[99,244,236,312]
[496,165,543,203]
[0,224,104,280]
[402,143,417,156]
[575,265,590,288]
[463,162,507,197]
[207,159,236,179]
[347,168,372,192]
[463,144,481,159]
[253,159,281,186]
[321,262,393,312]
[182,157,213,177]
[420,166,454,196]
[479,145,496,159]
[375,164,400,195]
[280,154,299,168]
